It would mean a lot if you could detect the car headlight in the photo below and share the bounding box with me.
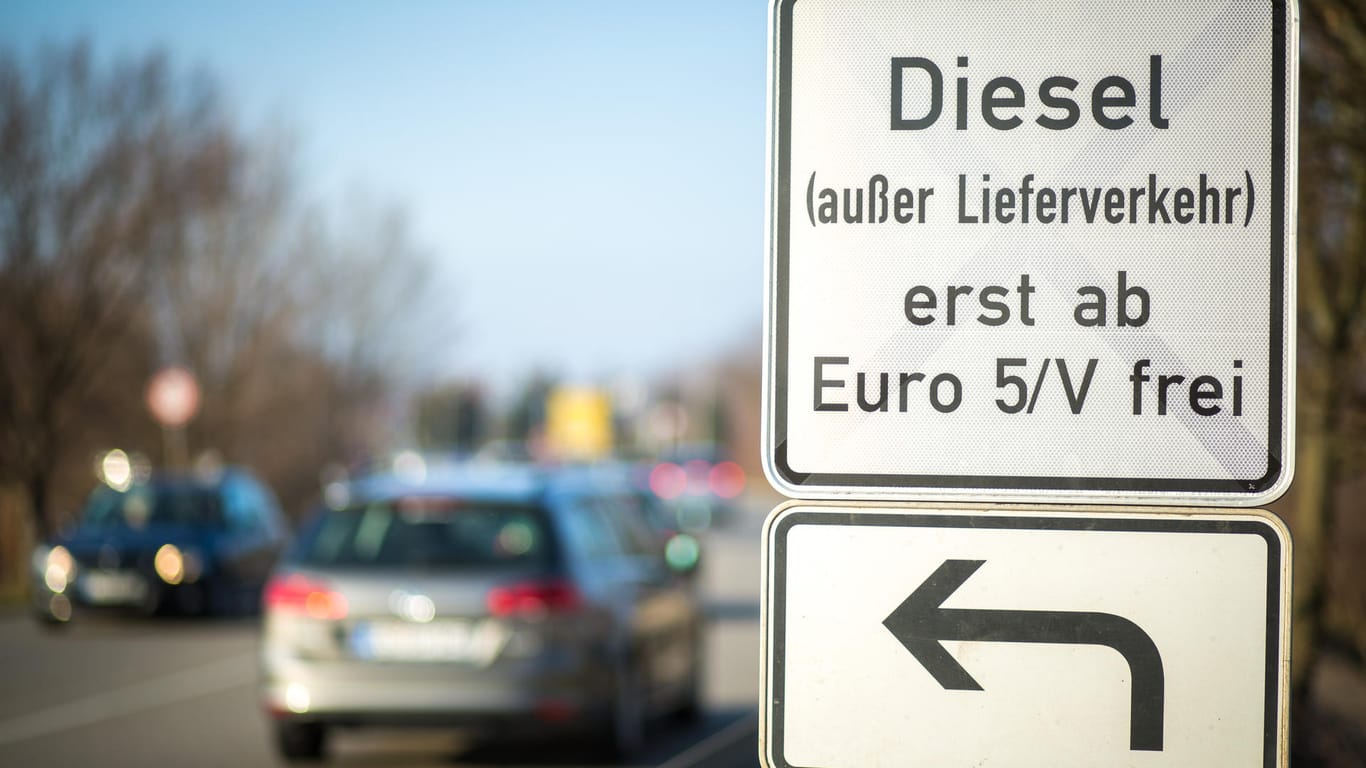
[153,544,202,584]
[42,546,76,593]
[154,544,184,585]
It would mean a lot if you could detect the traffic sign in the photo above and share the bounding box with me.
[760,502,1291,768]
[761,0,1298,504]
[145,366,201,428]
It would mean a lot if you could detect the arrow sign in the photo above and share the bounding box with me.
[883,559,1165,752]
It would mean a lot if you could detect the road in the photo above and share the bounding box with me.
[0,500,771,768]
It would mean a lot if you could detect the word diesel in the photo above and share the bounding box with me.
[891,55,1169,131]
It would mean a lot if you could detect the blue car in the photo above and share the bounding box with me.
[31,468,288,622]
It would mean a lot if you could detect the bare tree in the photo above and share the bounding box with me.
[0,42,457,555]
[156,147,454,516]
[1293,0,1366,723]
[294,198,453,384]
[0,44,237,537]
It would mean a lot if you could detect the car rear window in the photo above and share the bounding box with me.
[293,498,555,570]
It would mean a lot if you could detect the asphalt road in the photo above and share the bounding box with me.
[0,501,772,768]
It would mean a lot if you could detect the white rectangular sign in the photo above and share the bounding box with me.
[762,0,1298,504]
[760,502,1291,768]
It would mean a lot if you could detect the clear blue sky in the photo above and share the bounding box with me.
[1,1,768,391]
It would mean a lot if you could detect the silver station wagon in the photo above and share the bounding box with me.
[259,461,703,762]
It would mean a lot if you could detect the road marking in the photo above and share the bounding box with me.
[0,652,255,746]
[657,711,758,768]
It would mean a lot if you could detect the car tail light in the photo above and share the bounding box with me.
[534,699,578,722]
[649,462,687,500]
[263,574,348,620]
[684,460,711,496]
[487,579,582,617]
[708,461,746,499]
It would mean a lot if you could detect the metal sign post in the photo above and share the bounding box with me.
[145,366,201,469]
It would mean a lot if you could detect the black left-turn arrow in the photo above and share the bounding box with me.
[882,559,1164,752]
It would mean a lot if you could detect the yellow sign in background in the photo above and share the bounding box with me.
[545,387,614,460]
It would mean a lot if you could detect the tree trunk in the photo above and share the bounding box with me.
[1290,386,1343,711]
[26,469,49,543]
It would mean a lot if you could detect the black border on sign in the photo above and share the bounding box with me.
[765,511,1285,768]
[767,0,1290,496]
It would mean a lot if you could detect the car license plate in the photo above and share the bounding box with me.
[79,571,148,605]
[348,620,507,664]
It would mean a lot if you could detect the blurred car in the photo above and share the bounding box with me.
[259,462,703,762]
[646,443,747,532]
[596,461,704,579]
[30,467,289,622]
